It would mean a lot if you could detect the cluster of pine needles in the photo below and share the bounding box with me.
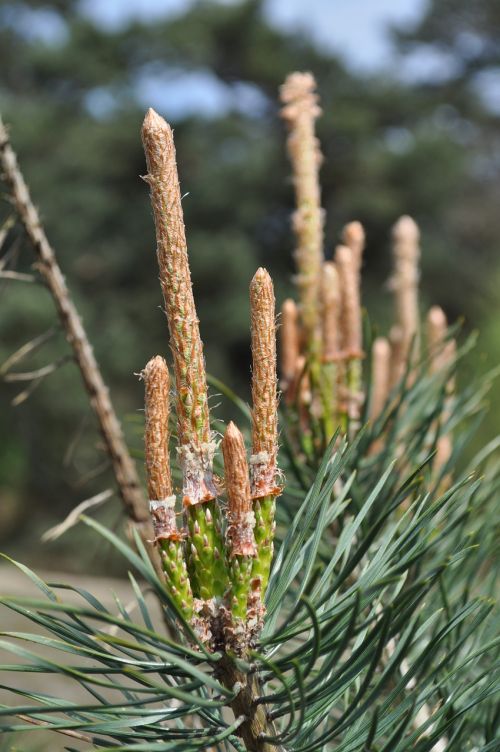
[0,72,499,752]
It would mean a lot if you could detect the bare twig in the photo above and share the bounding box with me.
[3,354,71,382]
[42,489,113,542]
[0,269,35,282]
[0,235,21,271]
[0,326,57,376]
[0,114,150,533]
[11,375,44,406]
[0,214,15,251]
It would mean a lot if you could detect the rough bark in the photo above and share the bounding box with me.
[217,657,285,752]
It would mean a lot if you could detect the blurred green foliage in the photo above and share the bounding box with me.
[1,0,499,570]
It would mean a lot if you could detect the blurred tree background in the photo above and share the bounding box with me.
[1,0,499,572]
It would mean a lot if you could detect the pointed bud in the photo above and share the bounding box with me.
[142,356,179,541]
[222,422,257,558]
[427,306,449,373]
[335,245,363,358]
[391,215,420,364]
[370,337,391,420]
[280,298,300,387]
[321,261,341,361]
[143,356,172,501]
[341,221,365,276]
[280,72,324,354]
[389,325,405,388]
[250,268,280,498]
[142,108,214,504]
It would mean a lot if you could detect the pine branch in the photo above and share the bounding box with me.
[217,657,286,752]
[0,114,151,537]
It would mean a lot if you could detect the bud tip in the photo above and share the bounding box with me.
[342,221,365,247]
[392,215,419,242]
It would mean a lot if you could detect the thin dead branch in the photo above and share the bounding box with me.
[0,269,35,282]
[0,326,57,376]
[0,114,150,535]
[3,354,71,382]
[0,235,21,271]
[0,214,15,251]
[42,489,113,542]
[11,375,44,406]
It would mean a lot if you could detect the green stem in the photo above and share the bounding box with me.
[158,538,194,620]
[229,555,254,621]
[186,500,228,600]
[252,495,275,599]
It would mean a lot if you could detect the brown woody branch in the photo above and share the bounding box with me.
[217,658,286,752]
[0,114,150,534]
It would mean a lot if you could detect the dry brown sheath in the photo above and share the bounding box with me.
[250,268,279,498]
[321,261,341,361]
[280,298,300,387]
[342,221,365,277]
[142,356,179,540]
[335,245,363,359]
[280,72,324,352]
[222,422,257,558]
[141,108,215,504]
[391,215,420,364]
[370,337,391,421]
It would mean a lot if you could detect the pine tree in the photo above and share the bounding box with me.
[0,73,498,752]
